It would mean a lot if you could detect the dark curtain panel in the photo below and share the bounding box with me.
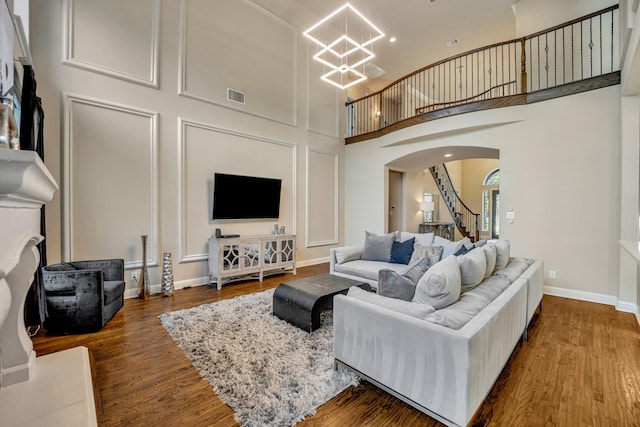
[20,64,47,327]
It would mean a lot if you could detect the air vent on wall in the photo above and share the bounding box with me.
[227,88,245,104]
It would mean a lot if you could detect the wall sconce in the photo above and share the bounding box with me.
[375,111,381,118]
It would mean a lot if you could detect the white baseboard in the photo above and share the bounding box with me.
[296,256,329,268]
[544,285,639,317]
[124,276,209,299]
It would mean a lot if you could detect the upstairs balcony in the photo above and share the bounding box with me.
[346,5,620,144]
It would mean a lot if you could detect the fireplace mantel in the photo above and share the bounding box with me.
[0,149,57,387]
[0,151,98,425]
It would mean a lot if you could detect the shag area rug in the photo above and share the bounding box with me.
[159,288,359,426]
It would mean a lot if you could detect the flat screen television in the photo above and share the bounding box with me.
[212,173,282,220]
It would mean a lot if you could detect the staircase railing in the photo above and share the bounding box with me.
[429,164,480,242]
[346,5,619,139]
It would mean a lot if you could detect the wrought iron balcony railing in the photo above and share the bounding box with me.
[346,5,619,142]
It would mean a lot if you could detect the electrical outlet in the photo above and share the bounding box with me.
[549,270,556,279]
[130,271,138,281]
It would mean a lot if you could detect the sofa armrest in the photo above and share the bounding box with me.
[71,259,124,281]
[334,277,528,427]
[43,270,103,314]
[334,294,470,425]
[329,246,363,274]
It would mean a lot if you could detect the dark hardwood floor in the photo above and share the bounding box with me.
[31,264,640,426]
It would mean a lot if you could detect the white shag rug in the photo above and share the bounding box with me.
[159,288,359,426]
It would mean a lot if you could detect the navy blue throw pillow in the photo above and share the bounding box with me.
[453,245,469,256]
[391,238,415,264]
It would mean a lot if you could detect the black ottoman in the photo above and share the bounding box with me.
[273,274,371,332]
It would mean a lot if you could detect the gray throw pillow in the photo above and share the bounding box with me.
[377,258,429,301]
[494,240,511,270]
[456,247,487,293]
[413,255,461,309]
[361,231,398,262]
[348,286,435,319]
[482,243,497,278]
[408,244,444,267]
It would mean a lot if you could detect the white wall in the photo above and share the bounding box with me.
[31,0,344,296]
[345,85,625,304]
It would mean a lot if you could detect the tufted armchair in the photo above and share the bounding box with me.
[42,259,125,334]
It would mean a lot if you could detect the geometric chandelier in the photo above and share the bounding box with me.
[303,3,385,90]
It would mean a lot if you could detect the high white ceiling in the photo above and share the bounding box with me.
[251,0,518,94]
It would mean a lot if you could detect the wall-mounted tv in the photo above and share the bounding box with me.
[212,173,282,220]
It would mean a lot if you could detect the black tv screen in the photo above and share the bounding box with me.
[212,173,282,220]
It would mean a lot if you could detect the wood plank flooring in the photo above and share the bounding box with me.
[31,264,640,426]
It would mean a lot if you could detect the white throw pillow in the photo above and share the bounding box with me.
[456,247,487,292]
[482,243,497,278]
[334,246,362,264]
[401,231,435,246]
[412,255,461,309]
[493,240,511,270]
[433,236,472,258]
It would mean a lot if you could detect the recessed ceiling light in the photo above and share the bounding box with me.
[389,36,397,43]
[446,38,459,47]
[444,153,453,158]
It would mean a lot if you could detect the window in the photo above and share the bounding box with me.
[484,169,500,186]
[481,169,500,233]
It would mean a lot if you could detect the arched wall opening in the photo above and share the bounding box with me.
[385,146,500,238]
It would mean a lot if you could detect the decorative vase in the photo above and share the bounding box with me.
[161,252,174,297]
[138,235,150,299]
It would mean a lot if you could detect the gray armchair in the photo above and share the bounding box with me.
[42,259,125,334]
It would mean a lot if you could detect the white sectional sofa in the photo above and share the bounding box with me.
[330,232,544,427]
[330,232,438,289]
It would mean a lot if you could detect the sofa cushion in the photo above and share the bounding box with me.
[334,246,362,264]
[378,258,429,301]
[390,237,414,264]
[457,247,487,293]
[348,286,435,319]
[333,260,407,281]
[482,243,497,279]
[494,240,511,270]
[104,280,125,305]
[400,232,435,246]
[493,257,532,282]
[44,262,78,272]
[361,231,398,262]
[412,255,461,309]
[435,236,472,259]
[408,244,444,267]
[474,239,488,248]
[425,275,511,329]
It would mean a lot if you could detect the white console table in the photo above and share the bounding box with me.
[208,234,296,290]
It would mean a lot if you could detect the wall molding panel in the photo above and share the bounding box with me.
[305,43,340,138]
[305,147,339,248]
[177,0,297,126]
[177,117,297,263]
[62,93,159,269]
[62,0,160,88]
